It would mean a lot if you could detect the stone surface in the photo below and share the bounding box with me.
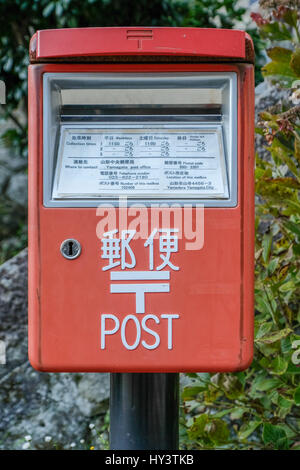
[6,173,28,206]
[0,249,110,450]
[0,113,28,261]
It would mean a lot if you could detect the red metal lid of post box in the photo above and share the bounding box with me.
[29,27,254,63]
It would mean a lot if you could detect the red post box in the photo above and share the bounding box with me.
[28,27,254,372]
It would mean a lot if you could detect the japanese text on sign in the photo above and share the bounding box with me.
[53,127,228,199]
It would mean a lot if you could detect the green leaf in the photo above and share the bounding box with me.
[207,419,230,445]
[259,111,274,121]
[221,375,244,399]
[262,60,298,80]
[255,293,277,320]
[256,341,281,358]
[213,408,236,419]
[43,2,55,17]
[295,137,300,164]
[267,257,279,275]
[283,9,298,28]
[279,280,295,293]
[277,395,293,419]
[256,328,292,344]
[290,48,300,77]
[255,126,265,136]
[283,199,300,215]
[255,167,266,180]
[262,233,272,263]
[255,377,281,392]
[262,423,289,450]
[294,386,300,405]
[267,47,293,63]
[188,415,230,445]
[55,3,64,17]
[188,414,209,441]
[255,321,273,340]
[182,386,204,401]
[204,386,222,404]
[269,143,300,179]
[260,22,292,42]
[287,363,300,374]
[272,356,288,375]
[238,420,261,440]
[197,373,211,383]
[184,373,198,379]
[230,407,246,420]
[281,336,292,354]
[268,178,300,190]
[283,220,300,239]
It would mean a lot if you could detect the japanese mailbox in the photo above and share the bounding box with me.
[28,27,254,372]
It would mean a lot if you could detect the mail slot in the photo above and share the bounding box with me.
[28,27,254,372]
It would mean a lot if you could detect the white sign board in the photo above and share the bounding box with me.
[53,127,228,199]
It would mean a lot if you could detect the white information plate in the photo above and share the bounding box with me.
[52,127,229,199]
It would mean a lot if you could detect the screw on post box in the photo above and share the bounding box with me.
[60,239,81,260]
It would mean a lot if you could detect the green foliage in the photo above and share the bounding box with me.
[255,5,300,88]
[181,0,265,85]
[182,1,300,450]
[181,0,246,29]
[187,413,230,447]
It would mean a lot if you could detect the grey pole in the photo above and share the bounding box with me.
[110,373,179,450]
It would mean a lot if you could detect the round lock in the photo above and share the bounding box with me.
[60,239,81,260]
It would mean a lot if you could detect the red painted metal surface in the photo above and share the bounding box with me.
[28,30,254,373]
[30,27,251,60]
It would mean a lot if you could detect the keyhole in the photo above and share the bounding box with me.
[60,239,81,260]
[68,241,74,256]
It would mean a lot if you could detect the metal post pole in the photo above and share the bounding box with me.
[110,373,179,450]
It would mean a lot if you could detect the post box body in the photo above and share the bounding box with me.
[28,28,254,372]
